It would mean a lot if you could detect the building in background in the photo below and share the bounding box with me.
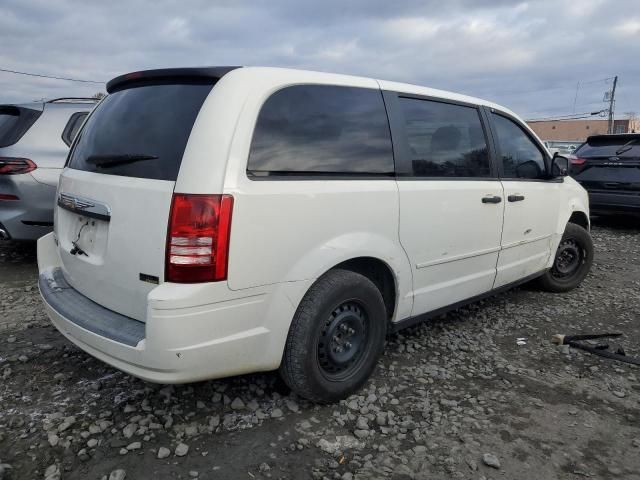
[528,117,639,142]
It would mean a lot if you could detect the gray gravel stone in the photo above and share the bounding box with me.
[122,423,136,439]
[157,447,171,459]
[356,416,369,430]
[483,453,501,469]
[175,442,189,457]
[47,434,59,447]
[44,464,60,480]
[57,416,76,432]
[109,470,126,480]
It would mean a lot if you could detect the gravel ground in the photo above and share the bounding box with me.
[1,218,639,480]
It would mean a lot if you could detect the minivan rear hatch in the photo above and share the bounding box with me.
[56,67,237,322]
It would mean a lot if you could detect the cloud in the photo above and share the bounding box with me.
[0,0,638,119]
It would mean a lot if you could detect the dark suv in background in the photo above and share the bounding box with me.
[0,98,97,240]
[570,134,640,216]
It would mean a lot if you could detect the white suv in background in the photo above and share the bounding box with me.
[38,67,593,402]
[0,98,96,240]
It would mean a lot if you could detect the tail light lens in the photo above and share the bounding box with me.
[0,158,36,175]
[0,194,19,201]
[570,157,587,166]
[166,194,234,283]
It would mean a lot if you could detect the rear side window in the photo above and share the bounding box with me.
[397,98,491,177]
[0,106,42,147]
[61,112,88,146]
[67,83,214,181]
[492,113,546,179]
[248,85,393,176]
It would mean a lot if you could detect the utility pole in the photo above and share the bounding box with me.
[608,75,618,134]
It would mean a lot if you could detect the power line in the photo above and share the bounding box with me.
[526,110,607,122]
[0,67,104,84]
[503,77,616,97]
[580,76,615,85]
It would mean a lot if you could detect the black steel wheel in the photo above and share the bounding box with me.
[279,269,387,403]
[551,238,584,279]
[317,301,369,380]
[536,222,594,292]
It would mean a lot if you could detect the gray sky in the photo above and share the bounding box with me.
[1,0,638,120]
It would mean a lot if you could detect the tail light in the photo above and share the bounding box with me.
[570,157,587,166]
[0,194,19,201]
[165,194,233,283]
[0,158,36,175]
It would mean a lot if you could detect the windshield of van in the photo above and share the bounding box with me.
[67,82,214,181]
[0,105,42,147]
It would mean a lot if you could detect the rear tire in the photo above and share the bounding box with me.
[279,269,387,403]
[536,222,594,292]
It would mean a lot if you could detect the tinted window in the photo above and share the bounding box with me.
[575,137,640,158]
[62,112,88,146]
[248,85,393,175]
[0,106,42,147]
[398,98,490,177]
[68,83,214,181]
[492,114,546,179]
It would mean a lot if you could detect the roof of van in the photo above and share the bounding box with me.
[105,65,518,119]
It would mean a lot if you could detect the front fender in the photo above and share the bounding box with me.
[548,178,590,268]
[556,178,590,233]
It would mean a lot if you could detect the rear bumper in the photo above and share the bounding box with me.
[588,190,640,215]
[37,232,306,383]
[0,172,57,240]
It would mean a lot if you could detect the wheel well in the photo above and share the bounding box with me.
[568,211,589,230]
[332,257,397,322]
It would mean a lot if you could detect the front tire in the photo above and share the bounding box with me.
[536,222,594,292]
[279,269,387,403]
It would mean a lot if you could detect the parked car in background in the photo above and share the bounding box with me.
[0,98,98,240]
[569,133,640,216]
[544,140,582,156]
[38,67,593,402]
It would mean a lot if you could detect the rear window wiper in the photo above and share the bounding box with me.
[615,138,638,155]
[86,154,159,168]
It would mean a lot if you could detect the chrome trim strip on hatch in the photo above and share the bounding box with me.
[57,193,111,222]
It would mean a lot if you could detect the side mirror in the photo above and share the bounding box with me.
[551,152,569,177]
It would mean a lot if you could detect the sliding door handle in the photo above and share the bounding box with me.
[482,195,502,204]
[508,194,525,202]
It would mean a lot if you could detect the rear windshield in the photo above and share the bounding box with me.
[0,106,42,147]
[575,137,640,158]
[67,82,214,181]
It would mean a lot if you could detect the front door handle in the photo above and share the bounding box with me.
[482,195,502,204]
[508,194,525,202]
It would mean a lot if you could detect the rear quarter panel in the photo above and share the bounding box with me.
[224,179,412,321]
[196,68,414,322]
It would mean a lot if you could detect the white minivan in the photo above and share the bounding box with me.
[38,67,593,402]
